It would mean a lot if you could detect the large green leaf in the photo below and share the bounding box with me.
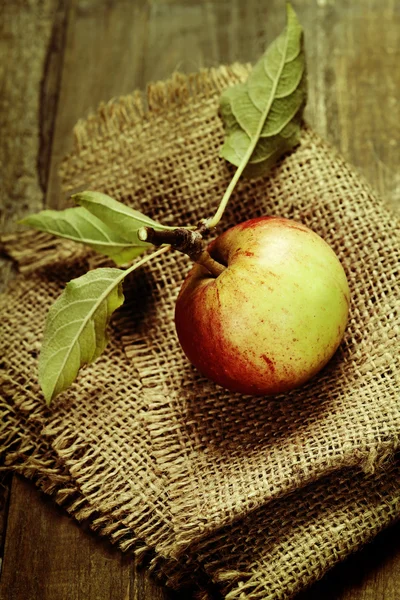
[73,191,173,244]
[219,3,306,178]
[21,207,149,265]
[38,245,170,405]
[38,267,125,404]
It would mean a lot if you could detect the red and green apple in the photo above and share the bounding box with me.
[175,216,350,396]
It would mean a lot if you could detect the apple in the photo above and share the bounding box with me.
[174,216,350,396]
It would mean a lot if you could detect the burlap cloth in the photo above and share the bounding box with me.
[1,64,399,599]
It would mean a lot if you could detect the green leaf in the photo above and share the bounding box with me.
[72,191,173,245]
[219,3,306,178]
[38,245,170,405]
[21,207,149,265]
[39,267,125,404]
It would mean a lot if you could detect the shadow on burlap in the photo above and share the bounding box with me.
[1,64,399,600]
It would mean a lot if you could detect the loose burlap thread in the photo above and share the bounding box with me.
[1,64,399,599]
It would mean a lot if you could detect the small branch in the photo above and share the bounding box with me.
[123,244,172,277]
[205,151,254,230]
[138,226,226,278]
[138,226,204,258]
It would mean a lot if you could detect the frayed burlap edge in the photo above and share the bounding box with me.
[67,64,250,154]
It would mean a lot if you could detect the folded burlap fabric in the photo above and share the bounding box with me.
[1,64,399,599]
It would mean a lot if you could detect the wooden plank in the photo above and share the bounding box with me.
[0,477,133,600]
[0,0,65,290]
[0,0,63,221]
[302,0,400,211]
[37,0,69,194]
[333,2,400,210]
[0,474,11,575]
[45,0,151,208]
[144,0,284,81]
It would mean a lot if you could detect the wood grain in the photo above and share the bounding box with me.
[301,0,400,211]
[0,477,139,600]
[0,1,399,599]
[0,0,61,220]
[0,474,11,573]
[0,0,64,291]
[46,0,151,208]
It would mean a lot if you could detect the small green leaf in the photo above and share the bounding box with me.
[73,191,173,245]
[20,207,149,265]
[219,3,306,178]
[39,267,125,404]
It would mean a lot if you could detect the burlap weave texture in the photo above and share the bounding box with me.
[1,64,399,599]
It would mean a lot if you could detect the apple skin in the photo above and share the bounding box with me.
[174,216,350,396]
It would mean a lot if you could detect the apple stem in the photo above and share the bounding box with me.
[138,226,226,278]
[195,250,226,277]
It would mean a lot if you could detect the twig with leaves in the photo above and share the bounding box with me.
[20,4,306,404]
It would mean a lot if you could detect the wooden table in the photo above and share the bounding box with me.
[1,1,399,598]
